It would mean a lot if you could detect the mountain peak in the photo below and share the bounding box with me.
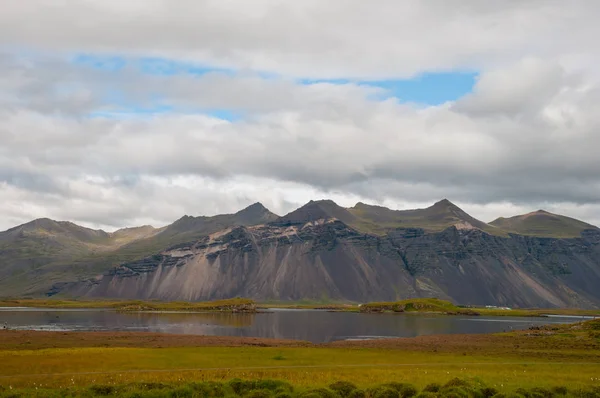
[236,202,268,214]
[275,199,356,226]
[431,198,457,209]
[234,202,278,225]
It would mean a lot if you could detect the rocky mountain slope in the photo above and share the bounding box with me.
[0,203,278,296]
[42,200,600,308]
[2,199,600,308]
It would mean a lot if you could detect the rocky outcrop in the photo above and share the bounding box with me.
[59,218,600,308]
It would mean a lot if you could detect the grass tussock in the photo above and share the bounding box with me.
[1,378,599,398]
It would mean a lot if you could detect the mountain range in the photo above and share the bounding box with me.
[1,199,599,308]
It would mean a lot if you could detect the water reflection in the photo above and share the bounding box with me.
[0,308,568,343]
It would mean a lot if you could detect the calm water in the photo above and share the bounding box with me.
[0,307,575,343]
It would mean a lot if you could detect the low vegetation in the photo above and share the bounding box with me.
[0,320,599,393]
[359,299,473,314]
[358,298,600,318]
[1,377,600,398]
[0,298,257,312]
[3,297,600,318]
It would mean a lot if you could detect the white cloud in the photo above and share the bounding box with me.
[2,1,600,79]
[1,2,600,231]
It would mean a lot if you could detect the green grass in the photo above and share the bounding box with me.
[0,298,256,312]
[1,320,599,391]
[359,299,600,318]
[347,201,508,237]
[1,345,599,391]
[489,211,598,239]
[2,378,600,398]
[4,298,599,318]
[359,299,475,314]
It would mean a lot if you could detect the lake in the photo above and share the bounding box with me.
[0,307,576,343]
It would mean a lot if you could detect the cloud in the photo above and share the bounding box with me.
[1,2,600,230]
[2,1,600,79]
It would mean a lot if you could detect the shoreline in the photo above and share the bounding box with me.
[2,298,600,318]
[0,318,598,350]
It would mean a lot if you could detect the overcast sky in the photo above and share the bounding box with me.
[1,0,600,231]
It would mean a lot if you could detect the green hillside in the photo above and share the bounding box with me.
[348,199,506,236]
[490,210,599,238]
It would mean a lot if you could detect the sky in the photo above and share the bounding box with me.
[1,0,600,231]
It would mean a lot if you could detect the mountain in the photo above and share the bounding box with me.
[0,203,279,296]
[348,199,504,235]
[490,210,598,238]
[3,199,600,308]
[44,199,600,308]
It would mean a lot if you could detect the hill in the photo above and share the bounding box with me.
[348,199,505,235]
[490,210,599,238]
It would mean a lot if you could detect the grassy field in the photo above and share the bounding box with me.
[0,319,599,397]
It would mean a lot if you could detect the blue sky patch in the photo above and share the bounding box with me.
[363,72,478,105]
[70,53,477,116]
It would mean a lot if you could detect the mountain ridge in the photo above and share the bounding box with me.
[2,199,600,306]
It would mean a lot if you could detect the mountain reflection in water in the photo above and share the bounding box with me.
[0,308,567,343]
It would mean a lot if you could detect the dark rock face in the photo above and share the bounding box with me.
[60,220,600,308]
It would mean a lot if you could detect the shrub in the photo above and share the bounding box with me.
[416,393,438,398]
[513,389,532,398]
[380,383,417,398]
[551,387,568,396]
[256,381,293,392]
[423,384,442,393]
[89,385,117,395]
[330,381,358,397]
[572,386,600,398]
[190,382,227,397]
[400,385,418,398]
[130,382,170,391]
[529,387,553,398]
[444,379,472,389]
[369,387,400,398]
[169,386,196,398]
[229,379,251,395]
[245,390,274,398]
[480,388,499,398]
[349,390,367,398]
[229,379,292,396]
[299,388,340,398]
[439,387,470,398]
